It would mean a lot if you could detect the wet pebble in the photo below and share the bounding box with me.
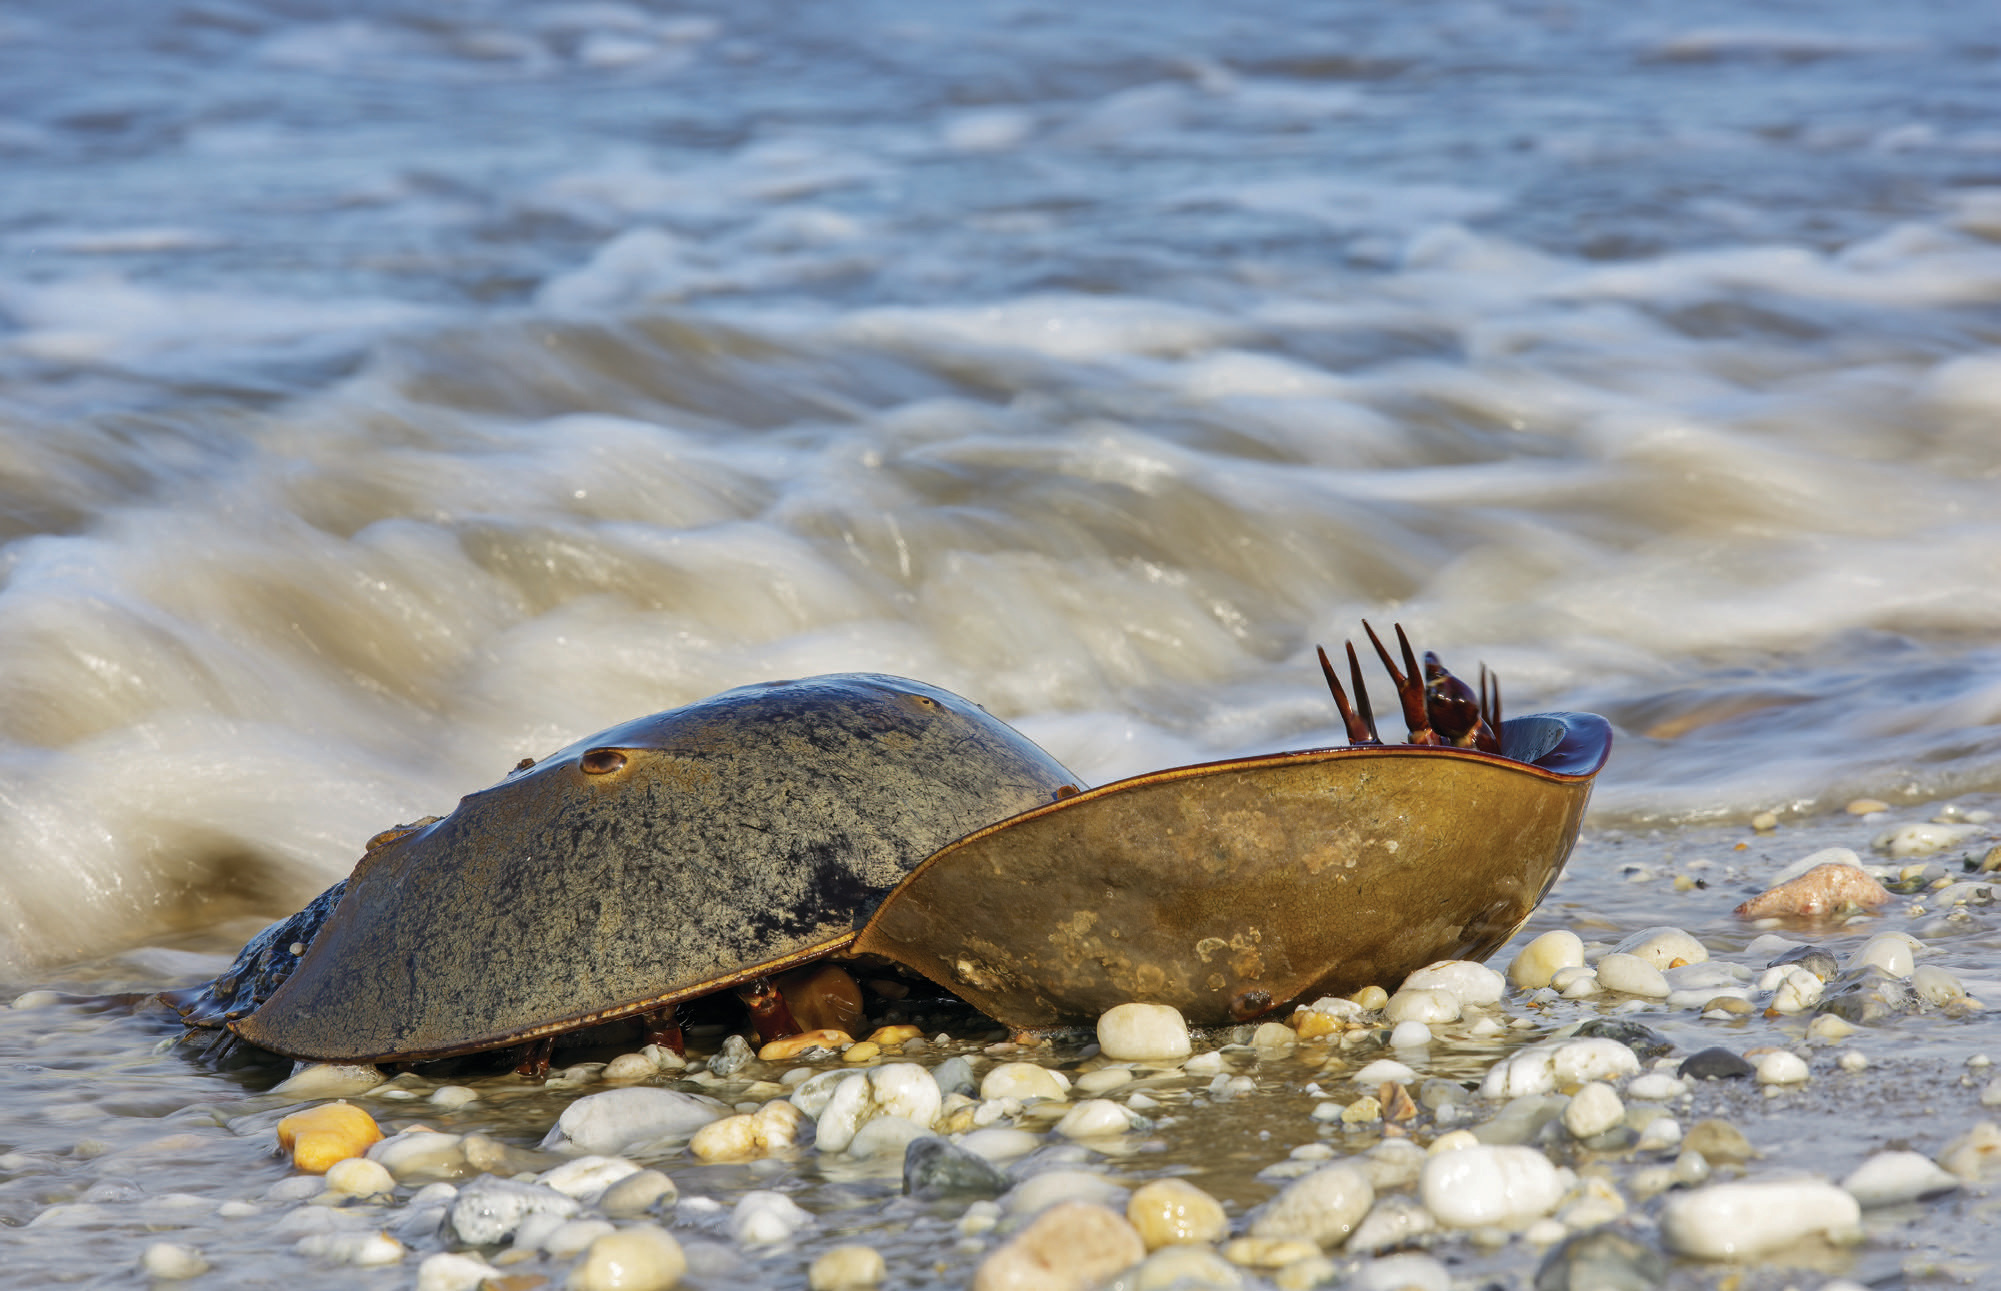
[450,1175,579,1245]
[1055,1098,1141,1138]
[1508,931,1585,989]
[1677,1048,1753,1081]
[1593,953,1670,998]
[1841,1150,1960,1207]
[427,1085,479,1110]
[1573,1018,1672,1059]
[810,1244,887,1290]
[538,1154,641,1200]
[572,1224,686,1291]
[1755,1051,1809,1085]
[1126,1177,1227,1248]
[1249,1162,1374,1245]
[1401,959,1505,1005]
[905,1136,1011,1197]
[276,1101,384,1174]
[1768,943,1838,980]
[599,1168,677,1218]
[1532,1228,1667,1291]
[973,1201,1146,1291]
[1735,863,1892,918]
[980,1061,1069,1102]
[731,1190,813,1245]
[691,1099,806,1161]
[1347,1194,1435,1254]
[1420,1144,1565,1228]
[819,1064,942,1153]
[1936,1121,2001,1179]
[1659,1179,1860,1257]
[415,1252,497,1291]
[1383,987,1460,1024]
[1005,1169,1127,1216]
[367,1129,466,1181]
[1130,1245,1242,1289]
[1612,925,1707,967]
[1097,1003,1193,1062]
[1846,931,1919,977]
[1682,1119,1754,1165]
[140,1242,208,1280]
[1482,1038,1638,1097]
[323,1155,396,1200]
[543,1086,728,1154]
[1562,1081,1623,1139]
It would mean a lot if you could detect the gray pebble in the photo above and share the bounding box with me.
[1676,1048,1753,1081]
[1768,944,1838,982]
[903,1135,1011,1198]
[932,1056,977,1099]
[598,1169,677,1218]
[450,1176,579,1246]
[708,1034,757,1078]
[1533,1228,1668,1291]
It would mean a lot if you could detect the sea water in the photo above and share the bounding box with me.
[2,0,2000,1284]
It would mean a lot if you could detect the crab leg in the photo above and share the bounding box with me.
[641,1005,685,1057]
[513,1035,554,1080]
[1346,642,1379,742]
[1316,644,1379,746]
[737,977,803,1044]
[1421,649,1496,752]
[1363,620,1439,745]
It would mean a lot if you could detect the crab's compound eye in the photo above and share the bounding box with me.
[579,748,628,776]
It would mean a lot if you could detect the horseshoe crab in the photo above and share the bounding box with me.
[166,625,1608,1066]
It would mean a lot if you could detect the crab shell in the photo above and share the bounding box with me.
[227,674,1077,1064]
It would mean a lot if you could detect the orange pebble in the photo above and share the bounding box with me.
[1291,1011,1341,1040]
[865,1024,925,1048]
[276,1101,384,1174]
[757,1029,854,1062]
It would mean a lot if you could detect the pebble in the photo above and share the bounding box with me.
[1220,1237,1319,1268]
[1659,1179,1860,1257]
[1875,820,1982,857]
[1383,987,1460,1024]
[1348,985,1388,1010]
[1131,1245,1242,1289]
[1552,967,1599,998]
[1481,1038,1638,1098]
[1400,959,1505,1005]
[1768,967,1823,1014]
[1682,1119,1754,1165]
[1573,1018,1673,1058]
[1352,1058,1418,1086]
[571,1225,686,1291]
[1097,1003,1193,1062]
[140,1242,208,1280]
[1808,1013,1857,1041]
[1249,1021,1296,1050]
[1734,863,1892,919]
[1076,1067,1133,1096]
[1611,926,1707,967]
[1624,1072,1686,1101]
[1004,1169,1127,1216]
[1936,1121,2001,1179]
[691,1099,806,1161]
[1419,1144,1564,1228]
[276,1101,384,1174]
[843,1041,882,1063]
[1562,1081,1624,1139]
[415,1252,498,1291]
[1346,1195,1436,1254]
[323,1155,396,1199]
[598,1169,677,1217]
[1592,953,1670,998]
[1248,1163,1374,1246]
[980,1062,1070,1102]
[1841,1150,1960,1207]
[271,1063,385,1099]
[1678,1047,1754,1080]
[959,1127,1043,1162]
[1348,1253,1451,1291]
[538,1154,642,1200]
[367,1130,467,1181]
[1750,810,1779,831]
[450,1176,579,1245]
[1838,1050,1869,1072]
[1389,1020,1432,1047]
[731,1190,813,1245]
[817,1064,942,1153]
[1846,798,1889,815]
[905,1136,1011,1197]
[810,1244,887,1291]
[1508,930,1585,989]
[973,1201,1147,1291]
[542,1087,728,1154]
[1755,1051,1809,1085]
[1055,1098,1141,1138]
[543,1218,615,1259]
[1845,932,1918,977]
[1126,1178,1228,1248]
[1635,1116,1683,1152]
[1532,1228,1667,1291]
[294,1230,405,1266]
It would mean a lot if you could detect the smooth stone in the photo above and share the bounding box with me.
[367,1130,467,1182]
[1635,1116,1683,1152]
[1661,962,1748,993]
[1755,1051,1809,1085]
[973,1202,1147,1291]
[1346,1195,1437,1255]
[1352,1058,1418,1086]
[1389,1020,1433,1047]
[598,1169,677,1218]
[1361,1138,1426,1192]
[1838,1051,1870,1072]
[1845,933,1918,978]
[1677,1048,1754,1081]
[1532,1228,1668,1291]
[1574,1019,1673,1059]
[1807,1014,1856,1042]
[462,1133,552,1177]
[1682,1119,1754,1166]
[1383,987,1460,1025]
[1481,1039,1639,1098]
[1420,1145,1564,1228]
[1055,1099,1140,1138]
[1846,800,1888,815]
[1004,1169,1127,1216]
[451,1176,579,1246]
[277,1101,385,1174]
[293,1231,405,1266]
[542,1218,615,1259]
[272,1063,385,1100]
[1126,1178,1227,1249]
[1593,953,1670,998]
[415,1252,498,1291]
[572,1225,686,1291]
[1508,931,1585,990]
[818,1064,943,1154]
[1250,1022,1297,1050]
[1097,1004,1193,1063]
[1841,1150,1960,1207]
[1471,1095,1569,1147]
[1131,1245,1243,1290]
[1350,1253,1452,1291]
[1769,847,1864,886]
[980,1062,1069,1103]
[1555,968,1600,998]
[1220,1236,1318,1268]
[905,1136,1011,1197]
[1248,1163,1374,1246]
[730,1190,813,1245]
[958,1127,1043,1162]
[1937,1122,2001,1179]
[542,1087,728,1154]
[1612,926,1708,968]
[1912,965,1965,1005]
[1768,944,1839,981]
[1625,1073,1686,1101]
[1768,968,1823,1014]
[1076,1068,1134,1096]
[322,1156,396,1199]
[932,1056,977,1098]
[1401,960,1505,1006]
[1735,863,1892,918]
[1562,1082,1624,1139]
[810,1244,887,1291]
[1875,821,1981,857]
[140,1243,208,1280]
[845,1114,934,1160]
[538,1155,641,1200]
[1659,1180,1860,1257]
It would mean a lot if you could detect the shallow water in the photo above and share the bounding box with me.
[4,0,2001,1284]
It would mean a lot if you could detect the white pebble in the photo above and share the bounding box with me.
[810,1244,888,1290]
[817,1064,943,1154]
[1875,821,1981,857]
[1383,987,1460,1025]
[1389,1020,1432,1047]
[959,1127,1043,1162]
[1182,1052,1225,1076]
[845,1115,934,1159]
[1076,1068,1134,1095]
[1507,931,1584,989]
[294,1230,406,1266]
[1003,1169,1127,1216]
[1404,959,1505,1006]
[603,1052,658,1082]
[427,1086,479,1110]
[1625,1073,1686,1101]
[598,1169,677,1218]
[1419,1145,1564,1227]
[1913,965,1966,1005]
[323,1156,396,1199]
[731,1190,814,1245]
[571,1225,686,1291]
[537,1155,641,1200]
[450,1176,579,1246]
[1636,1116,1682,1151]
[1769,847,1864,885]
[543,1218,616,1259]
[1348,1252,1451,1291]
[1769,967,1824,1015]
[1845,932,1920,977]
[1612,926,1708,968]
[541,1086,728,1154]
[1756,1051,1810,1085]
[1838,1051,1869,1073]
[980,1062,1069,1103]
[1562,1082,1624,1139]
[1481,1038,1638,1099]
[1248,1163,1374,1246]
[1841,1151,1961,1208]
[140,1243,208,1280]
[415,1252,497,1291]
[1055,1099,1140,1138]
[366,1130,466,1181]
[1592,953,1671,998]
[1352,1058,1417,1086]
[270,1062,384,1099]
[1660,1180,1860,1257]
[1097,1003,1193,1062]
[1555,968,1601,998]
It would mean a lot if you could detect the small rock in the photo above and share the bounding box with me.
[1750,810,1779,831]
[1076,1067,1134,1095]
[1003,1168,1127,1216]
[1388,1020,1432,1047]
[1482,1038,1639,1099]
[691,1100,806,1162]
[598,1169,677,1217]
[543,1218,616,1259]
[1841,1150,1960,1207]
[1768,944,1839,981]
[1875,821,1981,857]
[277,1101,384,1174]
[1593,953,1670,998]
[1682,1119,1754,1165]
[731,1190,813,1245]
[708,1034,757,1077]
[842,1041,882,1064]
[973,1201,1146,1291]
[1846,798,1888,815]
[755,1029,852,1062]
[1562,1082,1624,1139]
[1508,931,1585,990]
[1677,1048,1754,1081]
[414,1252,497,1291]
[1659,1179,1860,1257]
[571,1225,686,1291]
[1220,1236,1320,1269]
[271,1063,385,1100]
[542,1087,728,1154]
[140,1243,208,1280]
[904,1136,1010,1197]
[323,1156,396,1199]
[1735,864,1893,919]
[845,1114,934,1159]
[933,1056,977,1097]
[367,1130,467,1182]
[538,1154,642,1200]
[1845,932,1919,977]
[450,1176,579,1246]
[1118,1177,1227,1250]
[1097,1004,1193,1062]
[1768,967,1823,1014]
[1612,927,1707,968]
[1249,1163,1374,1246]
[1912,965,1966,1005]
[427,1085,479,1110]
[1346,1194,1437,1254]
[1131,1245,1243,1289]
[818,1064,942,1153]
[603,1052,659,1081]
[1936,1121,2001,1179]
[1635,1116,1682,1152]
[1420,1145,1564,1228]
[1624,1073,1686,1101]
[810,1244,887,1291]
[1383,988,1460,1025]
[1055,1099,1140,1138]
[1755,1051,1809,1085]
[1573,1019,1672,1059]
[1532,1228,1667,1291]
[1402,959,1505,1005]
[294,1231,405,1266]
[980,1062,1069,1103]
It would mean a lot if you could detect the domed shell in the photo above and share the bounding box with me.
[231,674,1078,1063]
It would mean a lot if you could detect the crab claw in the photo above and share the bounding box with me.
[1317,644,1380,746]
[736,977,803,1044]
[1422,650,1492,750]
[1363,620,1440,745]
